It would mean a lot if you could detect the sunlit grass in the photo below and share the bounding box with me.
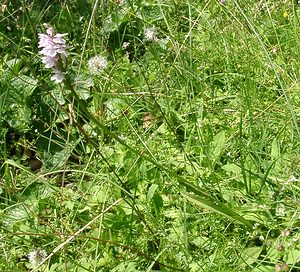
[1,0,300,271]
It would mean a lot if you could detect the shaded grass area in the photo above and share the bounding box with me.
[1,0,300,271]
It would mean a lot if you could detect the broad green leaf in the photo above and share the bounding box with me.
[266,245,279,263]
[10,75,37,102]
[51,88,66,105]
[152,193,163,214]
[271,138,280,159]
[3,205,29,229]
[7,103,31,130]
[285,249,300,264]
[147,184,163,214]
[192,236,216,250]
[4,58,22,74]
[147,184,159,202]
[3,75,37,130]
[211,131,226,164]
[74,75,94,100]
[238,246,263,268]
[222,163,241,174]
[105,98,127,120]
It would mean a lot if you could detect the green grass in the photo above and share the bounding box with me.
[1,0,300,271]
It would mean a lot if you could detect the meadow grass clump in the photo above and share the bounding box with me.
[1,0,300,271]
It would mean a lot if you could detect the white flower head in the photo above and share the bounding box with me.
[280,230,290,237]
[38,25,68,83]
[276,203,286,217]
[122,42,130,49]
[28,248,47,266]
[88,55,108,74]
[144,26,158,42]
[268,190,275,200]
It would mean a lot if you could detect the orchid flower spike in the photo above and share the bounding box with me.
[38,25,68,83]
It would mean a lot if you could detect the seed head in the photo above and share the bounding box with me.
[88,55,108,74]
[144,26,158,42]
[28,248,47,266]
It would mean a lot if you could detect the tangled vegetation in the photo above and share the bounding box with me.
[1,1,300,271]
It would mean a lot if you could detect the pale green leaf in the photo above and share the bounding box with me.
[238,246,263,268]
[147,184,159,202]
[211,131,226,163]
[271,138,280,159]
